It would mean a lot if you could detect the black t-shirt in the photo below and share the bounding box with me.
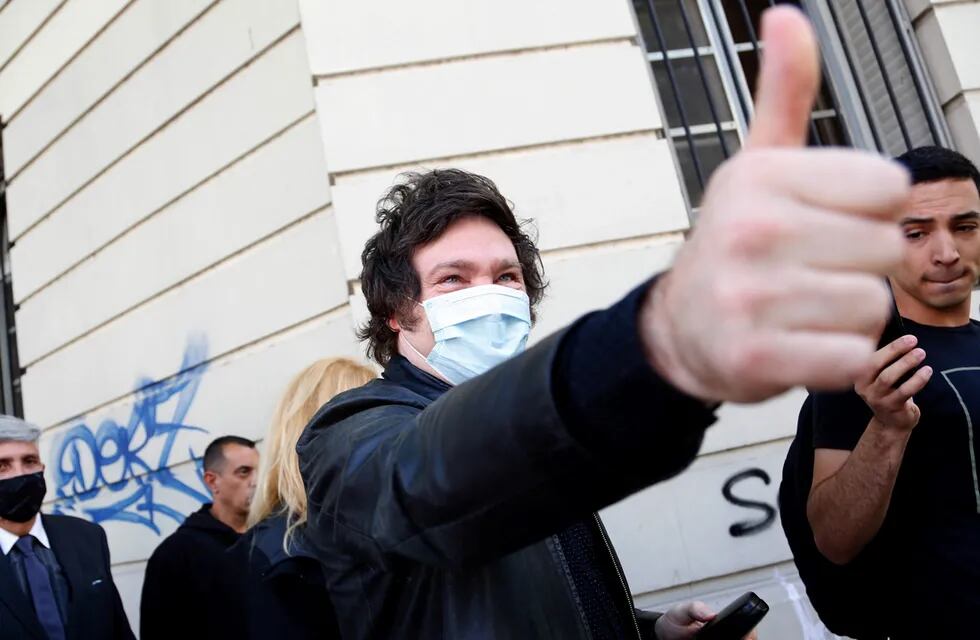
[811,318,980,637]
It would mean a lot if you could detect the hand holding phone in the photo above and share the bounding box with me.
[878,311,921,389]
[694,592,768,640]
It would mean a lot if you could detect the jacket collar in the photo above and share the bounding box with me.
[382,355,451,403]
[181,504,241,544]
[245,515,321,582]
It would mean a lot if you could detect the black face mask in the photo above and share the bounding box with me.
[0,472,46,523]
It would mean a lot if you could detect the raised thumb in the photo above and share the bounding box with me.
[746,6,821,149]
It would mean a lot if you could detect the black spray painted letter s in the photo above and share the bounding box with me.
[722,468,777,537]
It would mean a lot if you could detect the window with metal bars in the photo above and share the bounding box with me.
[633,0,951,209]
[0,121,23,417]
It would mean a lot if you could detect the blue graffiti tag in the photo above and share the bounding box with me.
[52,337,212,534]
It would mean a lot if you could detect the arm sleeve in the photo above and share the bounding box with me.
[300,280,717,570]
[811,389,873,451]
[97,527,135,640]
[635,609,663,639]
[139,543,184,640]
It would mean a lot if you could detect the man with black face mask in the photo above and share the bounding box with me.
[0,415,134,640]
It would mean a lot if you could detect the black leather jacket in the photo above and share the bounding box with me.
[221,515,341,639]
[298,285,715,639]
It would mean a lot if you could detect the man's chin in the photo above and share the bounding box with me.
[922,286,973,310]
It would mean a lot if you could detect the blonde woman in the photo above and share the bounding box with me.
[225,357,375,639]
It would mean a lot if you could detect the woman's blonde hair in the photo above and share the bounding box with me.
[248,357,376,543]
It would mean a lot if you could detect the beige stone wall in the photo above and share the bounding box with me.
[0,0,359,629]
[906,0,980,161]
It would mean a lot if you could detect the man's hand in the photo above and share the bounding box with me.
[855,335,933,432]
[641,6,909,403]
[654,601,759,640]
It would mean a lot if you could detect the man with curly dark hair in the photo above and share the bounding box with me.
[298,9,910,639]
[357,168,548,368]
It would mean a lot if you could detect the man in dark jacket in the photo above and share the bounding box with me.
[298,9,912,639]
[0,415,134,640]
[140,436,258,639]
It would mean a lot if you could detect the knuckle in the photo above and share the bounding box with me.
[727,339,771,378]
[863,278,891,311]
[729,150,777,183]
[850,277,891,323]
[714,275,775,319]
[722,215,788,258]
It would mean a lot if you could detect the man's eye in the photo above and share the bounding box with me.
[498,272,520,283]
[905,231,924,240]
[441,275,460,284]
[956,225,977,233]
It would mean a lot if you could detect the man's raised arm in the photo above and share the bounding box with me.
[808,335,932,564]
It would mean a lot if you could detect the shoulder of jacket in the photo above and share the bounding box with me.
[306,378,428,433]
[43,513,104,536]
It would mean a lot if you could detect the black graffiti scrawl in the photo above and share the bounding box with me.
[722,467,777,537]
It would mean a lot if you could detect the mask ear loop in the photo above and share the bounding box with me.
[397,299,454,385]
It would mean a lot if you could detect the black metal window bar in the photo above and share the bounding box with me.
[0,120,23,417]
[633,0,951,208]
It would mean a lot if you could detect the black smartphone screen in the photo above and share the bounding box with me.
[879,290,919,388]
[878,308,909,350]
[694,592,769,639]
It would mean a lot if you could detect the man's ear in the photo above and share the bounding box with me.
[388,316,401,332]
[203,470,219,495]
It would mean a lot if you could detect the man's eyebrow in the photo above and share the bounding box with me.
[900,212,980,225]
[429,260,476,274]
[427,259,521,275]
[900,216,935,225]
[952,211,980,222]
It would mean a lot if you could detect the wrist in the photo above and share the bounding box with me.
[653,613,666,640]
[866,417,914,447]
[641,276,720,406]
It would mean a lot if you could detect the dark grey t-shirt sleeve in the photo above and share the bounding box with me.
[811,389,873,451]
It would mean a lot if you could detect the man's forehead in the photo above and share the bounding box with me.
[0,440,40,458]
[222,443,257,463]
[413,217,519,274]
[907,178,980,214]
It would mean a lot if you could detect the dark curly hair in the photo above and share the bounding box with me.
[358,169,547,365]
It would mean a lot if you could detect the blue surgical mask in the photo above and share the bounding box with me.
[408,284,531,385]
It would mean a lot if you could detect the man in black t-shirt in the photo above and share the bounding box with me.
[799,147,980,639]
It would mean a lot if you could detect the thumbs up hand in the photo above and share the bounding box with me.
[641,7,909,403]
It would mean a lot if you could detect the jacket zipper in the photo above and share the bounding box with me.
[592,513,642,640]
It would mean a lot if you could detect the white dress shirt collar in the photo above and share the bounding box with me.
[0,515,51,555]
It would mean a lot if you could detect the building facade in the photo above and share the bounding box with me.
[0,0,977,636]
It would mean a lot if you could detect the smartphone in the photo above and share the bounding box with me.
[878,288,919,388]
[695,592,768,640]
[878,305,909,350]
